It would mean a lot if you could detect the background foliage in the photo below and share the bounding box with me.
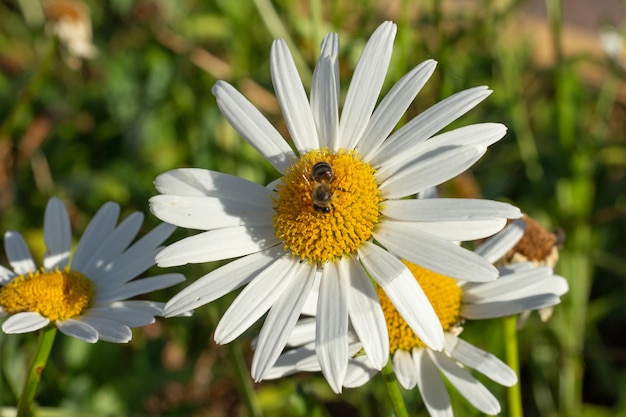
[1,0,625,416]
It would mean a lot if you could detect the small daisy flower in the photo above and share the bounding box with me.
[44,0,98,68]
[500,214,561,268]
[600,26,626,69]
[0,198,184,343]
[151,21,520,391]
[497,214,563,325]
[264,219,568,415]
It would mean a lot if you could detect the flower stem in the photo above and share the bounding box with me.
[226,341,263,417]
[17,326,57,417]
[381,358,409,417]
[504,315,523,417]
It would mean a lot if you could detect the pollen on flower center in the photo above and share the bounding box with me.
[272,149,381,266]
[378,260,462,353]
[0,268,95,321]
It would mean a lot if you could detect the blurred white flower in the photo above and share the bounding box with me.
[44,0,98,68]
[600,27,626,69]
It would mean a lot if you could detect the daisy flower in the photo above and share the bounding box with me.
[496,214,563,325]
[0,197,184,343]
[264,219,568,415]
[151,21,520,391]
[500,214,561,268]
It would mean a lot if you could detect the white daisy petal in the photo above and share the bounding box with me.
[388,218,509,242]
[111,300,164,317]
[382,198,521,223]
[346,256,388,369]
[310,33,339,149]
[150,195,273,230]
[99,249,163,289]
[56,318,99,343]
[295,341,326,372]
[264,343,315,379]
[128,221,176,253]
[96,273,185,303]
[0,264,14,285]
[338,21,397,150]
[512,269,569,298]
[4,231,36,274]
[164,246,284,317]
[321,33,340,105]
[43,197,72,269]
[285,316,317,347]
[295,336,362,375]
[2,312,49,333]
[80,212,144,278]
[86,306,156,327]
[359,241,444,351]
[379,145,486,198]
[214,256,306,344]
[474,218,526,263]
[428,350,501,415]
[381,198,522,239]
[547,275,569,296]
[375,123,506,182]
[153,168,274,203]
[212,80,296,174]
[444,333,517,386]
[343,355,379,388]
[155,226,279,267]
[371,86,492,167]
[373,222,498,282]
[417,187,439,199]
[71,202,120,271]
[393,349,418,389]
[358,59,438,161]
[271,39,319,152]
[414,349,453,417]
[77,317,132,343]
[463,266,557,302]
[252,262,316,380]
[92,222,176,286]
[299,270,324,317]
[461,294,561,319]
[315,261,349,393]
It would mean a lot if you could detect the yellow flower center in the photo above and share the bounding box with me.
[378,260,462,353]
[272,149,381,266]
[0,268,95,321]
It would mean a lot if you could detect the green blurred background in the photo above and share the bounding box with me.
[1,0,625,416]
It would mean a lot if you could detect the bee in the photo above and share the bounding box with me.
[303,161,338,214]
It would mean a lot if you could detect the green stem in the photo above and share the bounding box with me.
[250,0,311,85]
[381,357,409,417]
[226,341,263,417]
[504,316,523,417]
[17,326,57,417]
[499,47,544,183]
